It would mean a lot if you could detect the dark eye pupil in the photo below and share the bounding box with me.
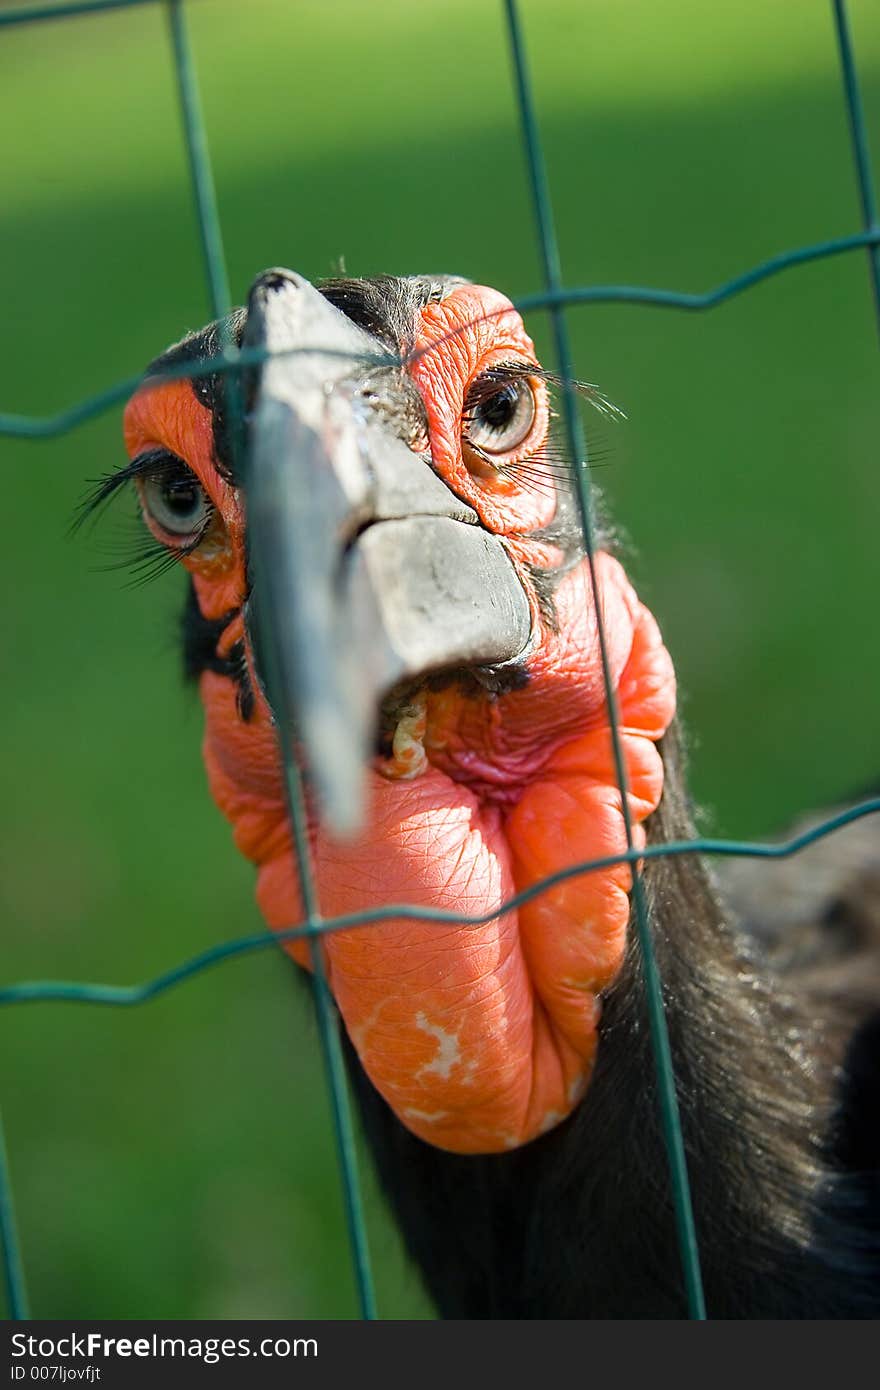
[162,482,199,516]
[478,385,518,430]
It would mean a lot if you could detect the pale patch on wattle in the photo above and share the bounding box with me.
[415,1012,463,1080]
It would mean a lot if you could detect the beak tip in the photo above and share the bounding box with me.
[319,781,367,841]
[301,705,369,840]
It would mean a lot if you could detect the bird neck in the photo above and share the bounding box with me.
[348,721,870,1317]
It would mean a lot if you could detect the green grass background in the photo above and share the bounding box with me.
[1,0,878,1319]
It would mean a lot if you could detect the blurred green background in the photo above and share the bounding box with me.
[1,0,878,1319]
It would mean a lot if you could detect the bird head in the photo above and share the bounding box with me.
[109,269,676,1154]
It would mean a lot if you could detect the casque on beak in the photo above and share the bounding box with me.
[242,268,532,834]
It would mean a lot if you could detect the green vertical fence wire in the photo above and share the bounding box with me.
[1,0,878,1324]
[832,0,880,338]
[501,0,706,1321]
[167,0,231,322]
[164,0,377,1321]
[0,1108,29,1320]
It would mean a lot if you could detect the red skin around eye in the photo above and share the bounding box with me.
[122,293,677,1154]
[409,284,556,536]
[124,380,246,621]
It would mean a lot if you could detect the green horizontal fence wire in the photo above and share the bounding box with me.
[2,799,878,1011]
[0,0,159,28]
[3,227,880,440]
[2,229,880,439]
[0,0,877,1325]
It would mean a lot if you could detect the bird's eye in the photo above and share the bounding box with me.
[464,378,536,455]
[141,473,211,542]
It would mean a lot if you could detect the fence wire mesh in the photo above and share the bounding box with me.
[1,0,878,1324]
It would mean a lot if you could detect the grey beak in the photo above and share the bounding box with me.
[243,268,531,834]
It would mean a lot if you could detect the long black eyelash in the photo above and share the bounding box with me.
[74,448,191,530]
[94,530,187,586]
[463,359,626,423]
[463,362,620,500]
[73,447,213,586]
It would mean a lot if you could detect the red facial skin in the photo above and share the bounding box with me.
[123,284,675,1154]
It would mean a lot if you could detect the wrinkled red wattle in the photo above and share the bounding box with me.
[201,551,675,1154]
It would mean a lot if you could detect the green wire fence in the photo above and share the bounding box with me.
[1,0,878,1325]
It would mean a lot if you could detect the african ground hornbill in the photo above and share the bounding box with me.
[85,269,880,1317]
